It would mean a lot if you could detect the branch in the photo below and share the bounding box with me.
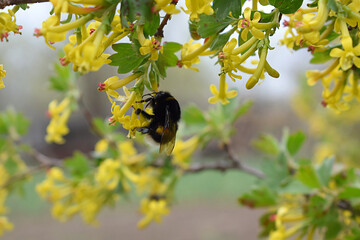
[154,0,178,38]
[0,0,48,9]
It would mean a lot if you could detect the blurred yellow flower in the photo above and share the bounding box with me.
[0,65,6,89]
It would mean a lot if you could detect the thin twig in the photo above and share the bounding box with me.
[154,0,178,38]
[0,0,48,9]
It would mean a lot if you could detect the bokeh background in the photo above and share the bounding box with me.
[0,2,319,239]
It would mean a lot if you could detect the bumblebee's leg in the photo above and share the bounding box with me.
[135,109,154,120]
[136,127,150,134]
[136,97,153,103]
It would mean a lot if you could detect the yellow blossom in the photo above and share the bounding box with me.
[153,0,180,14]
[182,0,214,21]
[180,38,214,71]
[208,74,237,105]
[330,36,360,71]
[0,65,6,89]
[95,139,109,154]
[95,158,121,190]
[137,198,170,229]
[0,9,22,42]
[45,98,72,144]
[238,8,265,41]
[0,216,13,236]
[172,136,199,169]
[139,37,163,61]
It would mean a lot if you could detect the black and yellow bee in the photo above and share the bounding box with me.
[135,91,181,155]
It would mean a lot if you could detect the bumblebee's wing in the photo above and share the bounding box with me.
[159,106,177,155]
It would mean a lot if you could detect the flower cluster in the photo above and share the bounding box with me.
[282,0,360,111]
[45,97,74,144]
[0,8,22,42]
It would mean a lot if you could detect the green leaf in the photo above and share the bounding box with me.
[182,105,207,135]
[210,30,233,51]
[143,13,160,37]
[317,156,334,187]
[155,42,182,78]
[4,157,18,175]
[252,134,280,155]
[197,14,232,38]
[310,48,332,64]
[239,186,277,207]
[50,63,75,92]
[120,0,136,27]
[327,0,338,11]
[296,163,322,188]
[0,109,30,136]
[339,186,360,199]
[261,154,289,190]
[64,152,90,179]
[212,0,242,20]
[19,4,27,10]
[279,179,313,194]
[268,0,304,14]
[286,131,306,156]
[92,118,118,135]
[230,101,252,123]
[110,43,147,73]
[325,221,342,239]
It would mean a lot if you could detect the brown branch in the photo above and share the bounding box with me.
[0,0,48,9]
[154,0,178,38]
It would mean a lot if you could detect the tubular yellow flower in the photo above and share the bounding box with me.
[95,158,121,190]
[0,9,22,42]
[0,65,6,89]
[306,59,339,86]
[296,0,329,33]
[182,0,214,21]
[172,136,199,169]
[246,45,268,89]
[0,217,13,237]
[208,73,237,105]
[179,37,215,71]
[139,37,163,61]
[137,198,170,229]
[330,36,360,71]
[238,8,265,41]
[45,98,72,144]
[153,0,180,14]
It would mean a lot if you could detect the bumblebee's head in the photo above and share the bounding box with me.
[153,91,172,102]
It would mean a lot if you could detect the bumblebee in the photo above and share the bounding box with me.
[135,91,181,155]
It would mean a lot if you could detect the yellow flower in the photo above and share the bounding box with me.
[208,74,237,105]
[172,136,199,169]
[139,37,163,61]
[95,139,109,154]
[95,158,121,190]
[0,9,22,42]
[238,8,265,41]
[0,65,6,89]
[330,36,360,71]
[137,198,170,229]
[153,0,180,14]
[0,216,13,236]
[45,98,72,144]
[182,0,214,21]
[180,38,214,71]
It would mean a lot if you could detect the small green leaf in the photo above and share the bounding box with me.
[339,186,360,199]
[197,14,232,38]
[296,163,322,188]
[4,157,18,175]
[268,0,304,14]
[183,105,207,125]
[327,0,338,11]
[212,0,242,20]
[143,13,160,37]
[238,186,277,207]
[252,134,280,155]
[64,152,90,179]
[210,30,233,51]
[229,100,252,124]
[317,156,334,187]
[279,179,313,194]
[0,109,30,136]
[110,43,147,73]
[310,48,333,64]
[286,131,306,156]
